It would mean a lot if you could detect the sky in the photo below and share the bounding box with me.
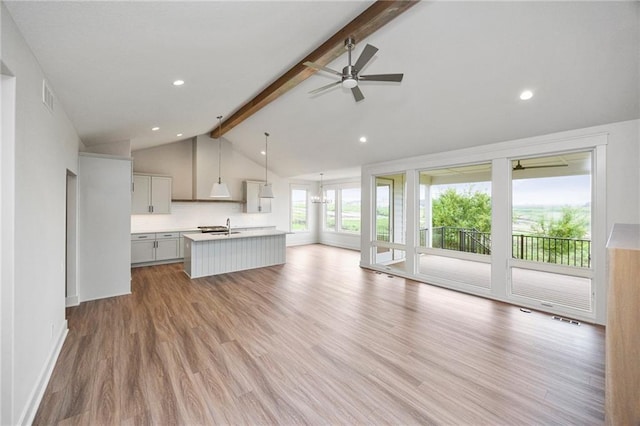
[430,175,591,206]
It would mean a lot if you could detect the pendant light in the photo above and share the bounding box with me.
[259,132,274,198]
[311,173,331,204]
[210,115,231,198]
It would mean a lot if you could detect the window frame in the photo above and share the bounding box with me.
[289,184,309,233]
[321,181,361,235]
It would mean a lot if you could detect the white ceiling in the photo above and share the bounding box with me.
[5,1,639,180]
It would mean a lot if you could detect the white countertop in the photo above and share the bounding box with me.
[185,229,287,242]
[131,225,276,234]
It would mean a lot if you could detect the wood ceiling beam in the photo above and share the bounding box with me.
[211,0,420,138]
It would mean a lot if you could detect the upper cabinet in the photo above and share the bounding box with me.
[243,181,271,213]
[132,174,172,214]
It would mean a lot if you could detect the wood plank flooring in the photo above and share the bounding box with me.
[34,244,605,425]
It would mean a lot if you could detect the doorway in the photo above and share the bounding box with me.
[66,171,78,306]
[1,68,16,426]
[374,175,406,271]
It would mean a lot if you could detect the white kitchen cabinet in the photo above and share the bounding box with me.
[131,232,179,264]
[155,232,179,261]
[131,240,156,263]
[132,174,172,214]
[243,180,272,213]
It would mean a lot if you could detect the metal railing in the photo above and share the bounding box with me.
[429,227,492,255]
[418,226,591,268]
[512,234,591,268]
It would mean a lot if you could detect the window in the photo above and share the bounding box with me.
[340,187,361,233]
[324,189,336,231]
[290,187,308,232]
[321,183,361,235]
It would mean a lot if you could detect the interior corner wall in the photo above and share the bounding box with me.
[82,139,131,157]
[132,139,193,200]
[1,4,83,424]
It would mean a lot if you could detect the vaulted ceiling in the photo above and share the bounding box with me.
[4,1,639,179]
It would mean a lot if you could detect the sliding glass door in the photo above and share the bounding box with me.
[416,163,492,290]
[373,174,406,272]
[509,151,593,313]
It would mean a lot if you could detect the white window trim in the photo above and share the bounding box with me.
[322,181,361,235]
[289,184,310,233]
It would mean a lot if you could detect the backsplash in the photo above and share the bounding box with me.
[131,202,275,232]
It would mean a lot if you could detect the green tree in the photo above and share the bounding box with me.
[432,188,491,232]
[532,206,589,265]
[533,206,588,239]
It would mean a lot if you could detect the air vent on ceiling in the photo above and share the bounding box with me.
[42,80,54,113]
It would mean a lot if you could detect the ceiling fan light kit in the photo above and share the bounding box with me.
[210,115,231,198]
[304,37,404,102]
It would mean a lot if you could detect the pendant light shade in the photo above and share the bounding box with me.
[210,115,231,198]
[259,132,274,199]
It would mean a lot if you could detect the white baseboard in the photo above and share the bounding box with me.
[18,320,68,426]
[65,295,79,307]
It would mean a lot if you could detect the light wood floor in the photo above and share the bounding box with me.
[35,244,605,425]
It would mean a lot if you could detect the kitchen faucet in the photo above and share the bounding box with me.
[226,218,231,235]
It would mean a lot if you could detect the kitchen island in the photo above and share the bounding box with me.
[183,229,286,278]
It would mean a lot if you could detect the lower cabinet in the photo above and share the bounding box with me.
[131,232,179,264]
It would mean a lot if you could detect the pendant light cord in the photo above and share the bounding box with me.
[264,132,269,184]
[217,115,223,184]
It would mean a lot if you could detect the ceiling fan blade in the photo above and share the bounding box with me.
[351,86,364,102]
[353,44,378,71]
[359,73,404,82]
[309,81,341,94]
[303,61,342,77]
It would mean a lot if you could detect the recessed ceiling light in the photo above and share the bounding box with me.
[177,133,183,137]
[359,136,367,143]
[260,150,266,156]
[152,127,160,131]
[520,90,534,100]
[173,80,185,86]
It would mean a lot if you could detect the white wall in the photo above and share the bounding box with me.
[82,139,131,158]
[1,4,84,424]
[78,154,132,302]
[132,139,194,200]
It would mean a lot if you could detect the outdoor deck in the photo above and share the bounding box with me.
[389,254,592,312]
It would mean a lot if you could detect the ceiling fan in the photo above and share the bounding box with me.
[303,37,404,102]
[512,160,569,171]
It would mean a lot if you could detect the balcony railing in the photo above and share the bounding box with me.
[430,227,492,255]
[512,233,591,268]
[417,226,591,268]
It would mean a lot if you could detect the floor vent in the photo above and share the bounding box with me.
[552,315,581,326]
[42,80,54,113]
